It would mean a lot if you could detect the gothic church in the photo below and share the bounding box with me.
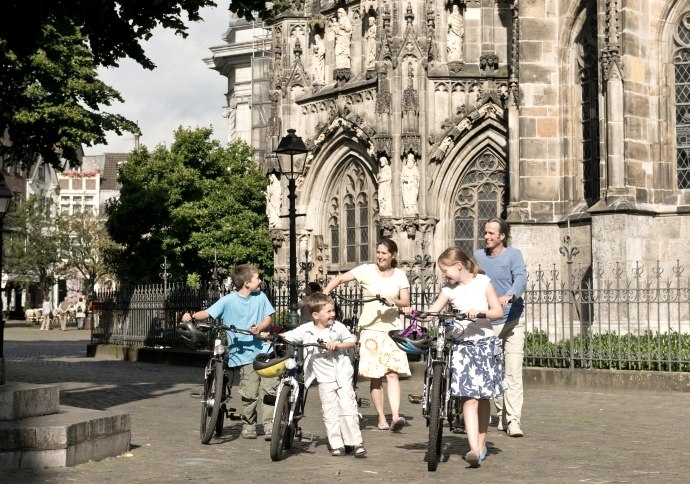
[208,0,690,285]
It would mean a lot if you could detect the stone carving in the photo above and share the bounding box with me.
[447,4,464,62]
[334,8,352,69]
[365,16,377,70]
[480,52,499,76]
[267,172,282,228]
[312,34,326,84]
[402,62,418,113]
[376,155,393,216]
[401,152,420,215]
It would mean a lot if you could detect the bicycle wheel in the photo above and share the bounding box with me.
[200,360,224,444]
[270,384,292,461]
[427,362,445,471]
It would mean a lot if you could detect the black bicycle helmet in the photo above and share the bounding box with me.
[253,352,291,378]
[177,322,208,350]
[388,326,429,354]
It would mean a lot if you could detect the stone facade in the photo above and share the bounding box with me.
[212,0,690,285]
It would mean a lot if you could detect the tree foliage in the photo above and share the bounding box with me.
[105,127,273,284]
[4,196,62,299]
[1,22,139,168]
[58,211,121,296]
[1,1,292,167]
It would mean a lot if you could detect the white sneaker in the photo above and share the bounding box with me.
[507,421,524,437]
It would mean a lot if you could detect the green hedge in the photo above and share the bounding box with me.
[525,330,690,372]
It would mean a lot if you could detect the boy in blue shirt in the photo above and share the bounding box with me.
[183,264,277,440]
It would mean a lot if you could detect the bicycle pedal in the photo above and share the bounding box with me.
[357,398,370,408]
[298,432,314,443]
[227,411,241,421]
[408,394,423,404]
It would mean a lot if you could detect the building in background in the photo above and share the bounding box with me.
[205,15,272,159]
[208,1,690,290]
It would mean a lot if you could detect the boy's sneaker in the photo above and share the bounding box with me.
[241,428,257,439]
[507,421,524,437]
[264,432,272,441]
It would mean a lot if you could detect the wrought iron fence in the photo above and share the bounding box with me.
[91,260,690,371]
[524,260,690,371]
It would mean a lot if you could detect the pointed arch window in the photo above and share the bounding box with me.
[452,152,507,254]
[577,8,601,201]
[328,162,375,269]
[674,11,690,189]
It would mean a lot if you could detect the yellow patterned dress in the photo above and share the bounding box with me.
[350,264,411,378]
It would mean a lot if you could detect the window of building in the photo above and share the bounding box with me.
[577,8,600,200]
[675,11,690,189]
[328,162,374,268]
[452,151,507,254]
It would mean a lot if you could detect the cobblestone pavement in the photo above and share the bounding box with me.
[1,320,689,483]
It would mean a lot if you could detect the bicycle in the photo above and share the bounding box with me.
[397,309,483,471]
[177,320,253,444]
[255,335,325,461]
[329,292,388,408]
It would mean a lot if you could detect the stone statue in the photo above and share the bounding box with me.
[401,153,420,215]
[312,34,326,83]
[267,172,282,227]
[447,4,464,62]
[333,8,352,69]
[376,155,392,216]
[365,16,377,70]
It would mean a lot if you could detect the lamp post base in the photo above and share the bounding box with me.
[287,309,300,331]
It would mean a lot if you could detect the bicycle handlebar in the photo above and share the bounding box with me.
[190,320,260,337]
[400,310,487,321]
[269,334,326,348]
[330,292,391,306]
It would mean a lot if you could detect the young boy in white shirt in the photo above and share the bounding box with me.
[280,292,366,457]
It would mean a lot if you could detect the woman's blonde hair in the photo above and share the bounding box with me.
[437,247,479,276]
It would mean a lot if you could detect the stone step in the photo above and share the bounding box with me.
[0,382,60,421]
[0,405,131,469]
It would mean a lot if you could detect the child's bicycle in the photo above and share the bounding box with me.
[329,292,389,407]
[394,309,483,471]
[254,335,325,461]
[177,320,253,444]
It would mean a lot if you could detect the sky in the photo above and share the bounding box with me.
[84,6,230,155]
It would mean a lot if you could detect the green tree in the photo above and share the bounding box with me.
[57,210,120,296]
[105,127,273,284]
[2,0,252,168]
[4,196,62,300]
[1,22,139,168]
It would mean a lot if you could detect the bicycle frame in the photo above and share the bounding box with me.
[269,337,323,461]
[403,310,471,471]
[193,321,251,444]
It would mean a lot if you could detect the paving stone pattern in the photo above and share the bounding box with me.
[1,321,689,483]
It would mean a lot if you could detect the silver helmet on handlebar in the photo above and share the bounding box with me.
[388,325,429,354]
[177,322,208,350]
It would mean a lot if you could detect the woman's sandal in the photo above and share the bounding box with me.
[331,447,346,456]
[354,445,367,458]
[377,422,390,430]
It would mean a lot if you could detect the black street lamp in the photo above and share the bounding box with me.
[274,129,309,331]
[300,249,314,287]
[0,176,14,385]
